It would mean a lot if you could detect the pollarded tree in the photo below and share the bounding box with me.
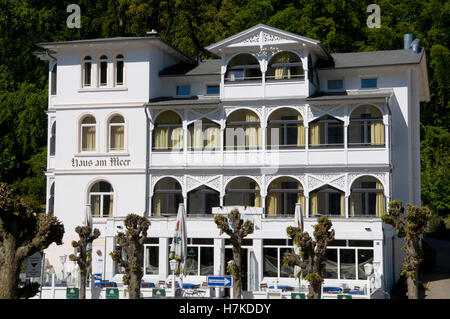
[110,214,150,299]
[381,200,431,299]
[283,216,335,299]
[0,182,65,299]
[69,226,100,299]
[214,209,254,299]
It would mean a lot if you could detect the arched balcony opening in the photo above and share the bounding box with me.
[152,177,183,216]
[349,176,385,217]
[266,51,304,81]
[266,177,305,217]
[188,118,221,151]
[267,108,304,149]
[349,105,384,147]
[225,109,261,150]
[187,185,220,216]
[309,115,344,148]
[224,177,261,207]
[310,185,345,217]
[89,181,114,218]
[153,111,183,151]
[225,54,261,83]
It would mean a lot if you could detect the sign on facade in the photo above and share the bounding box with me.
[26,252,43,278]
[66,287,79,299]
[106,288,119,299]
[207,276,232,287]
[337,294,352,299]
[291,292,306,299]
[152,288,166,297]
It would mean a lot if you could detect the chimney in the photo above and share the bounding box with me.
[404,34,413,50]
[411,39,420,53]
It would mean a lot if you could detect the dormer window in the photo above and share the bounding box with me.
[267,52,304,81]
[176,85,190,96]
[225,54,261,83]
[99,55,108,86]
[361,78,377,89]
[83,56,92,87]
[115,54,124,86]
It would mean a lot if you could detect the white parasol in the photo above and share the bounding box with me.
[169,203,187,277]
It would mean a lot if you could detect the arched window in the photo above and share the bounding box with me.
[152,177,183,216]
[266,177,305,217]
[50,121,56,156]
[267,52,304,81]
[225,54,261,82]
[51,63,57,95]
[225,109,261,150]
[310,185,345,217]
[187,185,220,216]
[309,115,344,148]
[83,56,92,87]
[188,118,220,150]
[349,105,384,147]
[350,176,385,217]
[224,177,261,207]
[89,181,114,217]
[109,115,125,151]
[153,111,183,150]
[80,115,96,151]
[99,55,108,86]
[115,54,124,86]
[48,183,55,215]
[267,108,304,149]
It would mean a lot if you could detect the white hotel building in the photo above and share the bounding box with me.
[36,24,429,298]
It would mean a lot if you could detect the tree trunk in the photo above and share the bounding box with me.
[79,271,87,299]
[232,245,242,299]
[309,282,322,299]
[407,270,419,299]
[0,236,20,299]
[128,273,140,299]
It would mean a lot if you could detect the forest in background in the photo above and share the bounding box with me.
[0,0,448,228]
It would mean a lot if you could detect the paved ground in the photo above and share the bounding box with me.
[422,238,450,299]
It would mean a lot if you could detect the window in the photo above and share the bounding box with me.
[99,55,108,86]
[187,186,220,216]
[144,238,159,275]
[224,177,261,207]
[176,85,190,96]
[50,122,56,156]
[225,54,261,82]
[267,108,304,149]
[225,109,261,150]
[327,79,343,91]
[188,118,220,150]
[206,85,219,95]
[323,241,374,280]
[153,111,183,151]
[89,181,114,217]
[309,115,344,148]
[266,52,304,81]
[48,183,55,215]
[349,105,384,146]
[361,78,377,89]
[152,177,183,216]
[349,176,385,217]
[83,56,92,87]
[266,177,305,217]
[263,239,294,278]
[80,115,96,152]
[115,54,124,86]
[310,185,345,217]
[51,64,57,95]
[184,238,214,276]
[109,115,125,151]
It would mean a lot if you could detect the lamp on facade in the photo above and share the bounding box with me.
[169,259,178,297]
[364,263,373,277]
[59,254,67,282]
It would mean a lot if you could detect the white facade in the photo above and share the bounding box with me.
[37,25,429,298]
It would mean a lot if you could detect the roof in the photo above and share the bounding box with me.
[36,36,195,64]
[320,49,424,69]
[159,59,221,77]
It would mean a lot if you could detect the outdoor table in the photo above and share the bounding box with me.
[323,287,343,294]
[268,285,293,292]
[141,282,155,288]
[94,282,117,288]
